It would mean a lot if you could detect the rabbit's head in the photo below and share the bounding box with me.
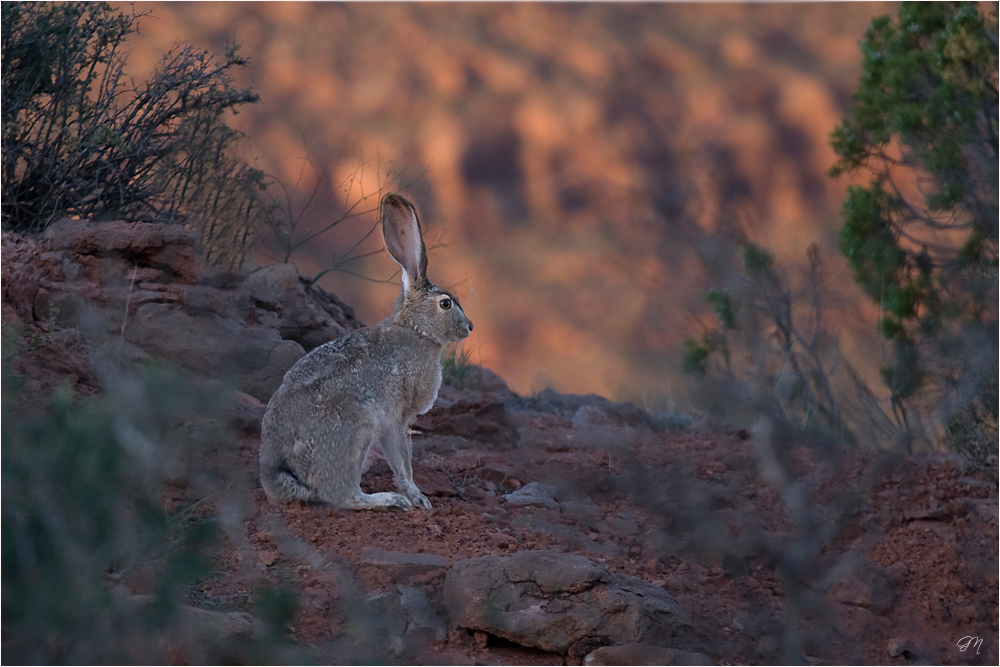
[381,194,473,346]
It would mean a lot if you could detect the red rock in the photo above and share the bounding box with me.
[585,644,712,666]
[887,637,918,658]
[415,398,519,446]
[44,218,202,281]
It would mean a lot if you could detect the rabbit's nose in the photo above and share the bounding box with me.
[468,320,474,331]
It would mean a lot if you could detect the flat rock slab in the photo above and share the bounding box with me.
[127,303,304,401]
[444,550,691,657]
[359,547,450,581]
[505,481,559,509]
[180,606,263,642]
[45,218,202,281]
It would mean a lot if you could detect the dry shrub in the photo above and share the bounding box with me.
[1,2,270,267]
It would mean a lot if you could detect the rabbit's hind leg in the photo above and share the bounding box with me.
[380,426,431,510]
[266,459,317,503]
[318,425,414,511]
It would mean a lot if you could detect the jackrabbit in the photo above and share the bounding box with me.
[259,193,473,510]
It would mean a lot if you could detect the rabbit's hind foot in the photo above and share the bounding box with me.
[344,491,414,511]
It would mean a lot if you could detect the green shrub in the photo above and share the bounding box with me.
[829,1,998,462]
[2,361,207,661]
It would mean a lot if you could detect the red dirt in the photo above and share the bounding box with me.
[187,410,998,666]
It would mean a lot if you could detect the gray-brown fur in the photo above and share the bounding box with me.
[259,194,473,510]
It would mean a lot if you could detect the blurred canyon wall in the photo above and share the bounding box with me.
[127,1,895,400]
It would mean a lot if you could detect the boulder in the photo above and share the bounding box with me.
[437,364,517,401]
[181,283,254,320]
[475,365,517,399]
[398,585,448,643]
[504,482,559,509]
[887,637,919,659]
[884,560,909,586]
[357,587,448,655]
[194,380,268,434]
[596,514,641,539]
[44,218,202,282]
[126,303,304,401]
[559,498,604,524]
[364,591,409,652]
[247,263,362,351]
[585,644,713,666]
[829,556,895,614]
[415,397,519,447]
[444,551,690,657]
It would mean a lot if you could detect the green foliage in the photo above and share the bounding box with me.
[681,337,713,376]
[254,585,300,643]
[2,362,218,662]
[0,348,314,663]
[837,182,908,301]
[683,241,860,445]
[1,2,272,267]
[707,287,738,330]
[830,1,997,458]
[441,343,480,391]
[741,242,774,274]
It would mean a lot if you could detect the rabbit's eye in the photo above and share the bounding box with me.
[439,298,452,310]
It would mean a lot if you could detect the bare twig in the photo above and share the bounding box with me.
[121,262,137,339]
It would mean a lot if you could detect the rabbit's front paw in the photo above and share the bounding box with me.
[401,483,432,510]
[410,492,432,510]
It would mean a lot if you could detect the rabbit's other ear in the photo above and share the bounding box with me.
[381,194,428,292]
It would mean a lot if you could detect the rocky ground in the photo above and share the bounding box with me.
[3,223,997,665]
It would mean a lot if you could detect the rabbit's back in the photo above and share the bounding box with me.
[274,323,442,415]
[276,330,380,407]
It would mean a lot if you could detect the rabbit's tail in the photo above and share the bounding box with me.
[262,459,315,502]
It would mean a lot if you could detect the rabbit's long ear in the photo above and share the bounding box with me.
[381,194,428,292]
